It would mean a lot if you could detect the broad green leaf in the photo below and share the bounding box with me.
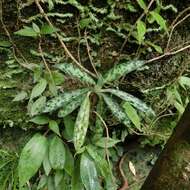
[0,40,11,47]
[30,96,46,116]
[44,71,65,86]
[173,100,185,115]
[150,11,167,31]
[137,0,147,10]
[49,136,66,170]
[80,18,91,29]
[37,175,47,190]
[63,115,75,141]
[49,120,61,136]
[71,159,85,190]
[32,23,40,33]
[13,91,27,102]
[43,148,52,176]
[94,137,120,148]
[146,41,163,53]
[102,94,130,126]
[43,88,89,113]
[14,26,38,37]
[137,20,146,44]
[58,95,84,118]
[103,60,145,84]
[64,144,74,176]
[179,76,190,89]
[18,134,47,187]
[123,102,141,129]
[55,63,96,85]
[104,89,155,117]
[48,176,56,190]
[73,93,91,152]
[41,24,59,35]
[30,115,50,125]
[30,78,47,100]
[54,170,64,187]
[80,153,101,190]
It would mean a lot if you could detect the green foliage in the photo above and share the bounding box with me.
[4,0,181,189]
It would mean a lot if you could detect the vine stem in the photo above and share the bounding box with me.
[34,0,97,78]
[146,44,190,64]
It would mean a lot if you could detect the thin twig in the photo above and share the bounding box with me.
[118,154,129,190]
[146,44,190,64]
[166,8,190,51]
[34,0,97,78]
[84,30,99,77]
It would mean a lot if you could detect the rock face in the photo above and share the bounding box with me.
[141,104,190,190]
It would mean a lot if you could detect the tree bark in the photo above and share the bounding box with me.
[141,103,190,190]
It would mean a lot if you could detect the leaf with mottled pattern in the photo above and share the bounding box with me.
[73,93,91,152]
[55,63,96,85]
[104,89,155,117]
[58,95,84,118]
[80,152,101,190]
[102,94,130,126]
[102,60,145,84]
[43,88,89,113]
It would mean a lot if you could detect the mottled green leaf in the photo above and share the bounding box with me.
[94,137,120,148]
[49,136,66,170]
[58,95,84,118]
[73,93,91,152]
[43,88,89,113]
[123,102,141,129]
[49,120,61,136]
[30,96,46,116]
[30,78,47,100]
[104,89,155,117]
[80,153,101,190]
[48,176,55,190]
[18,134,47,187]
[102,94,130,126]
[103,60,145,84]
[137,20,146,44]
[55,63,96,85]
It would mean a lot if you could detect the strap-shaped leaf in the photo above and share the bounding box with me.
[86,145,117,190]
[55,63,96,85]
[80,153,101,190]
[58,95,84,118]
[43,88,89,113]
[104,89,155,117]
[102,94,130,126]
[73,93,90,152]
[102,60,145,84]
[18,134,47,187]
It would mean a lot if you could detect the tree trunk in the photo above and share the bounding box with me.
[141,103,190,190]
